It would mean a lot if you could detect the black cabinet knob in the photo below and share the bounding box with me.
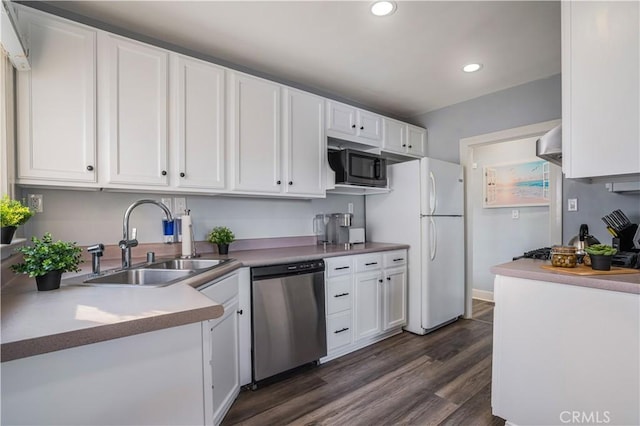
[360,126,364,130]
[237,309,243,315]
[402,144,407,147]
[378,279,383,283]
[161,170,167,176]
[180,172,185,178]
[408,145,413,149]
[387,277,391,281]
[288,181,293,185]
[86,165,94,171]
[351,124,356,129]
[277,180,281,185]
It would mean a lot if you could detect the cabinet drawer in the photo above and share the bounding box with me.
[327,311,352,351]
[355,253,383,272]
[325,256,353,277]
[383,250,407,268]
[198,272,239,305]
[327,276,352,315]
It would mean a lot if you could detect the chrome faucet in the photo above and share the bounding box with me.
[119,199,173,269]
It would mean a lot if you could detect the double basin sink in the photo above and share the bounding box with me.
[81,258,231,288]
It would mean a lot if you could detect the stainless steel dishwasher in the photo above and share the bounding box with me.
[251,260,326,384]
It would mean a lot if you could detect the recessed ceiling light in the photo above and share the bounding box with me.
[371,1,397,17]
[463,63,483,73]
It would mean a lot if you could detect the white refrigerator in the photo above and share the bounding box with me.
[366,157,465,335]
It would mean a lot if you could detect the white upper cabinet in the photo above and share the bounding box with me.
[562,1,639,179]
[282,88,326,197]
[16,10,97,185]
[382,118,427,158]
[326,101,382,147]
[171,55,225,190]
[228,72,281,193]
[100,33,169,186]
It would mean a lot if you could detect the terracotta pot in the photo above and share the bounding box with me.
[35,270,63,291]
[1,226,17,244]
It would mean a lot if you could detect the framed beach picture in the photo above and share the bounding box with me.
[483,160,550,208]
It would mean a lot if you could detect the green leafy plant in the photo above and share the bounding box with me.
[11,233,83,277]
[585,244,617,256]
[207,226,235,245]
[0,195,33,227]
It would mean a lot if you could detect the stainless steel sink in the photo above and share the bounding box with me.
[83,269,195,287]
[145,258,230,271]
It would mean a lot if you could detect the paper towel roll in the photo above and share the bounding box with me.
[181,214,192,257]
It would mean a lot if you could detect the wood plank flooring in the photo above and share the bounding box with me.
[223,299,504,426]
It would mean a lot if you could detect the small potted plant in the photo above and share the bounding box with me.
[207,226,235,255]
[0,195,33,244]
[585,244,617,271]
[11,233,83,291]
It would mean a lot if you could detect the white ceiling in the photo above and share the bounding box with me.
[43,1,561,119]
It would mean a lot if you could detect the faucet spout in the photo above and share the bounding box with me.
[121,199,174,269]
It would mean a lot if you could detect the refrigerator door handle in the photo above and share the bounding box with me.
[429,171,437,215]
[429,217,437,260]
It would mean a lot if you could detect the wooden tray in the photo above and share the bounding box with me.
[540,264,640,276]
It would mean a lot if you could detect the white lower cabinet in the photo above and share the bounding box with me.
[199,272,242,426]
[322,250,407,362]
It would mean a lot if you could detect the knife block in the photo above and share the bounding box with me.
[612,224,639,252]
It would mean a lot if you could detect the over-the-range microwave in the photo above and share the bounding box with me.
[328,149,388,188]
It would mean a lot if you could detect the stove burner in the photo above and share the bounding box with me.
[513,247,552,261]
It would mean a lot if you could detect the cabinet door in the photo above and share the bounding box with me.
[204,298,240,426]
[172,55,225,190]
[357,110,382,143]
[17,11,97,184]
[384,267,407,330]
[283,89,325,196]
[383,118,407,154]
[407,125,427,157]
[327,101,357,135]
[562,1,639,178]
[229,72,281,193]
[354,271,383,340]
[102,34,169,186]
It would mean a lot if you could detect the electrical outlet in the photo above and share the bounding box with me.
[161,198,172,214]
[348,203,354,214]
[511,209,519,219]
[28,194,43,213]
[568,198,578,212]
[174,197,187,215]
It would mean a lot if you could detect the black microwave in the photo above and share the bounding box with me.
[328,149,387,188]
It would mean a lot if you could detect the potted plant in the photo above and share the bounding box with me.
[11,233,83,291]
[207,226,235,255]
[585,244,617,271]
[0,195,33,244]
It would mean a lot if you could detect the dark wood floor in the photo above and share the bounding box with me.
[223,299,504,426]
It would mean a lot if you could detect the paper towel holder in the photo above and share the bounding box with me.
[180,210,200,259]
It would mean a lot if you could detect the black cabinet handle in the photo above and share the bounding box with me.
[360,126,364,130]
[288,181,293,185]
[180,172,185,178]
[351,124,356,129]
[393,258,404,262]
[365,262,378,266]
[237,309,243,315]
[334,327,349,334]
[334,293,349,298]
[277,180,281,185]
[86,165,94,171]
[335,266,350,270]
[161,170,167,176]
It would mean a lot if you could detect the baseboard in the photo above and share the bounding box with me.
[472,289,494,302]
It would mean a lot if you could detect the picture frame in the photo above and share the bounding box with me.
[483,159,550,208]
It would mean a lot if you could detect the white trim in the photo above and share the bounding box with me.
[472,289,494,303]
[459,119,562,319]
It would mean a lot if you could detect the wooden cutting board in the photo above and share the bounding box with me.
[540,264,640,276]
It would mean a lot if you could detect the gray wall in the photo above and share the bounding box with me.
[18,188,364,246]
[414,73,639,248]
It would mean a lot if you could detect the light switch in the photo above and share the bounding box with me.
[568,198,578,212]
[511,209,519,219]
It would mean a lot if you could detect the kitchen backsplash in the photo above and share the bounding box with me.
[17,188,365,246]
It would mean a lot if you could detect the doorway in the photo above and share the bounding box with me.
[459,119,562,315]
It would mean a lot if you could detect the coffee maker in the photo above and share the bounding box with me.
[313,213,353,245]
